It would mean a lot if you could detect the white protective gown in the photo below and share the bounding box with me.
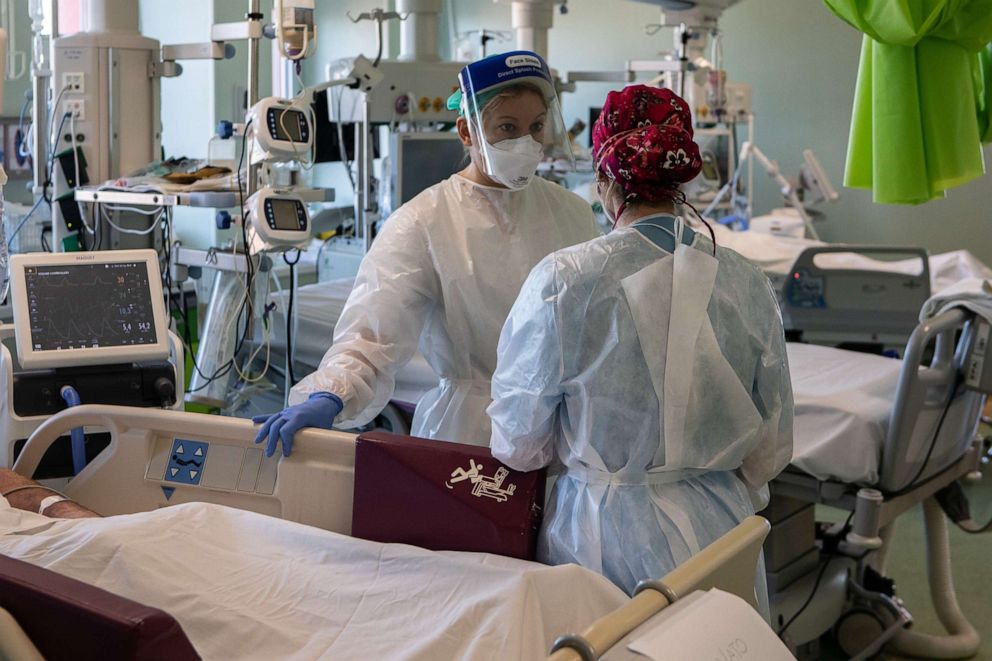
[489,215,794,596]
[291,174,599,444]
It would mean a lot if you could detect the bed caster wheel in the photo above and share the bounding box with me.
[834,608,886,659]
[372,403,411,435]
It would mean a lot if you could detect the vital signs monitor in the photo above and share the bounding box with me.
[9,250,170,369]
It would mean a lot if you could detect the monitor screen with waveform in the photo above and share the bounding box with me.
[24,262,159,351]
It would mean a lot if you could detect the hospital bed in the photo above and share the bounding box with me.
[703,223,992,350]
[4,404,623,659]
[2,405,776,660]
[263,239,990,425]
[767,307,989,659]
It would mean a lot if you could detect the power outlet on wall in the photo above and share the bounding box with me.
[63,100,85,121]
[62,72,85,93]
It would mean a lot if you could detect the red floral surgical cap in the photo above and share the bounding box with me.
[592,85,703,203]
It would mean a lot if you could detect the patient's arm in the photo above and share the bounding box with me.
[0,469,101,518]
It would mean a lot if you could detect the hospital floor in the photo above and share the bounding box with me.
[818,433,992,660]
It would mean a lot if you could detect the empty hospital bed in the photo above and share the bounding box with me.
[767,307,990,659]
[263,239,990,424]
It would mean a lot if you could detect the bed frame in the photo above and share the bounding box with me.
[546,515,771,661]
[766,308,987,658]
[782,245,931,350]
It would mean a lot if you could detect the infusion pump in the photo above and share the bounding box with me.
[247,97,314,163]
[246,187,312,253]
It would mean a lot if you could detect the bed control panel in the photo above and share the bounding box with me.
[146,437,280,495]
[785,268,826,308]
[964,321,991,395]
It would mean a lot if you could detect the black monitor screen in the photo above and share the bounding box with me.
[270,199,302,230]
[271,108,305,142]
[24,262,158,351]
[398,136,466,205]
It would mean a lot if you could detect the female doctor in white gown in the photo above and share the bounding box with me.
[255,51,598,456]
[488,85,794,602]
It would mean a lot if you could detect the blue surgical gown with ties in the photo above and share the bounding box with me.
[488,214,794,597]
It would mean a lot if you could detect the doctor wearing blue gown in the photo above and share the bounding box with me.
[487,85,794,607]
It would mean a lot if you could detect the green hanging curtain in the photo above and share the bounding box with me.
[823,0,992,204]
[977,43,992,142]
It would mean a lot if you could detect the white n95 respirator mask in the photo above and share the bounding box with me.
[482,135,544,190]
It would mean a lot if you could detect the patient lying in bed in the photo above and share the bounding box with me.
[0,469,99,518]
[0,470,626,661]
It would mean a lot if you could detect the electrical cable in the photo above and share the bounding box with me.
[890,379,962,497]
[283,249,301,386]
[778,511,855,637]
[236,120,255,349]
[43,111,69,204]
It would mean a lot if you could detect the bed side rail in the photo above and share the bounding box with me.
[879,308,984,493]
[547,516,770,661]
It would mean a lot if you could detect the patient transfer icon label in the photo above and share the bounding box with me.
[445,459,516,503]
[164,438,209,486]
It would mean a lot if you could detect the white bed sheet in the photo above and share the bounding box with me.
[270,278,439,403]
[0,501,626,661]
[786,343,903,484]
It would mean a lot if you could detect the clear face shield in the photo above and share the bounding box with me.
[459,52,574,190]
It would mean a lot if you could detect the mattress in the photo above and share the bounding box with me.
[0,500,626,661]
[786,342,903,484]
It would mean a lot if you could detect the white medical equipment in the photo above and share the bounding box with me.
[245,187,312,252]
[1,250,184,471]
[705,142,833,240]
[767,308,989,659]
[9,250,170,370]
[327,0,465,251]
[247,96,314,163]
[274,0,316,61]
[50,1,161,252]
[548,515,773,660]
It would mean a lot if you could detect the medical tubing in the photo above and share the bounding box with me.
[6,195,45,249]
[59,386,86,475]
[890,497,980,659]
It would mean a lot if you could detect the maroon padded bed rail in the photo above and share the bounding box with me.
[0,553,199,660]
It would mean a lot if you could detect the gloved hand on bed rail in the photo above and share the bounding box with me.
[252,392,344,458]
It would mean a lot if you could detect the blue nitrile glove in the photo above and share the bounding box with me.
[252,392,344,458]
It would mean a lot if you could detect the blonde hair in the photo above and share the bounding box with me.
[479,82,548,118]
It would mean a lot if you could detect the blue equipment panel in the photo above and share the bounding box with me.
[164,439,209,485]
[785,269,826,308]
